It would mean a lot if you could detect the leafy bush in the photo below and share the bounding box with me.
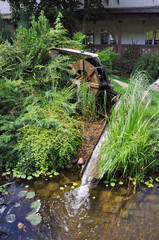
[99,71,158,180]
[113,44,141,77]
[15,11,51,66]
[96,47,118,73]
[0,12,86,174]
[134,51,159,83]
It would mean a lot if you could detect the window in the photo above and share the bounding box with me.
[145,30,159,45]
[101,30,116,44]
[154,30,159,45]
[85,30,94,45]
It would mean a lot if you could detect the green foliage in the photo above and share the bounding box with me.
[79,81,96,120]
[15,11,51,65]
[0,14,14,44]
[15,112,82,173]
[72,32,86,50]
[134,51,159,83]
[0,12,92,175]
[96,47,118,73]
[99,71,159,180]
[113,44,141,77]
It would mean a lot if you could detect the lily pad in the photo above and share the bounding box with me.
[31,200,41,212]
[15,203,20,208]
[73,182,78,186]
[110,182,115,187]
[21,174,26,179]
[54,172,59,176]
[27,176,33,180]
[26,192,35,199]
[6,214,16,223]
[18,191,27,198]
[26,212,42,226]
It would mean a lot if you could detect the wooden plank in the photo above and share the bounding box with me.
[52,48,98,58]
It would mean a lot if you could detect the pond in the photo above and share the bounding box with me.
[0,168,159,240]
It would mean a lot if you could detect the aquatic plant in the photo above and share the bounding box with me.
[99,71,159,180]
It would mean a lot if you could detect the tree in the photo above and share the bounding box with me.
[3,0,106,36]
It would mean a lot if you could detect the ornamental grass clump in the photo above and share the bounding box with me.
[99,71,158,180]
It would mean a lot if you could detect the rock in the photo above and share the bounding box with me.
[77,157,85,165]
[66,164,72,169]
[80,164,85,173]
[148,79,159,93]
[71,157,78,164]
[84,135,91,141]
[142,91,152,105]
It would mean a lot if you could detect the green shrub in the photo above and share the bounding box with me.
[99,71,158,180]
[96,47,118,73]
[134,51,159,83]
[113,44,141,77]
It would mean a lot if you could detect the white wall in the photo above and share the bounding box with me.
[79,0,159,8]
[78,19,159,45]
[102,0,159,8]
[0,1,10,14]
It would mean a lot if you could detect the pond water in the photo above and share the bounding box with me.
[0,168,159,240]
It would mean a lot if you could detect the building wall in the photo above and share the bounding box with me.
[77,20,159,45]
[79,0,159,8]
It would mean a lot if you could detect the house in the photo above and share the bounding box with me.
[0,0,15,31]
[77,0,159,54]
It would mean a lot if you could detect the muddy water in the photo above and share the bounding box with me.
[0,169,159,240]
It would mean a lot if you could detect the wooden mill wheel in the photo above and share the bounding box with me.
[71,59,100,95]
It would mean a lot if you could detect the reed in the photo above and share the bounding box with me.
[99,71,158,180]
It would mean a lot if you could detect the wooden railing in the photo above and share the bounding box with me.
[86,44,159,54]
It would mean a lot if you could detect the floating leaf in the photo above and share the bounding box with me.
[60,187,64,190]
[111,177,117,182]
[73,182,78,186]
[1,173,7,176]
[31,200,41,212]
[111,182,115,187]
[103,180,109,184]
[27,176,33,180]
[105,184,108,187]
[6,214,16,223]
[26,212,42,226]
[21,174,26,179]
[129,177,133,181]
[15,203,20,208]
[132,181,136,186]
[17,222,24,229]
[49,175,53,178]
[18,191,27,198]
[119,181,124,185]
[155,177,159,182]
[51,169,56,173]
[6,171,11,175]
[71,186,75,189]
[92,196,96,199]
[54,172,59,176]
[46,172,51,175]
[26,192,35,199]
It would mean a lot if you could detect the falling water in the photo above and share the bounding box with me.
[82,126,108,184]
[64,126,108,215]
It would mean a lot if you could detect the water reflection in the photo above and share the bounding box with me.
[0,170,159,240]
